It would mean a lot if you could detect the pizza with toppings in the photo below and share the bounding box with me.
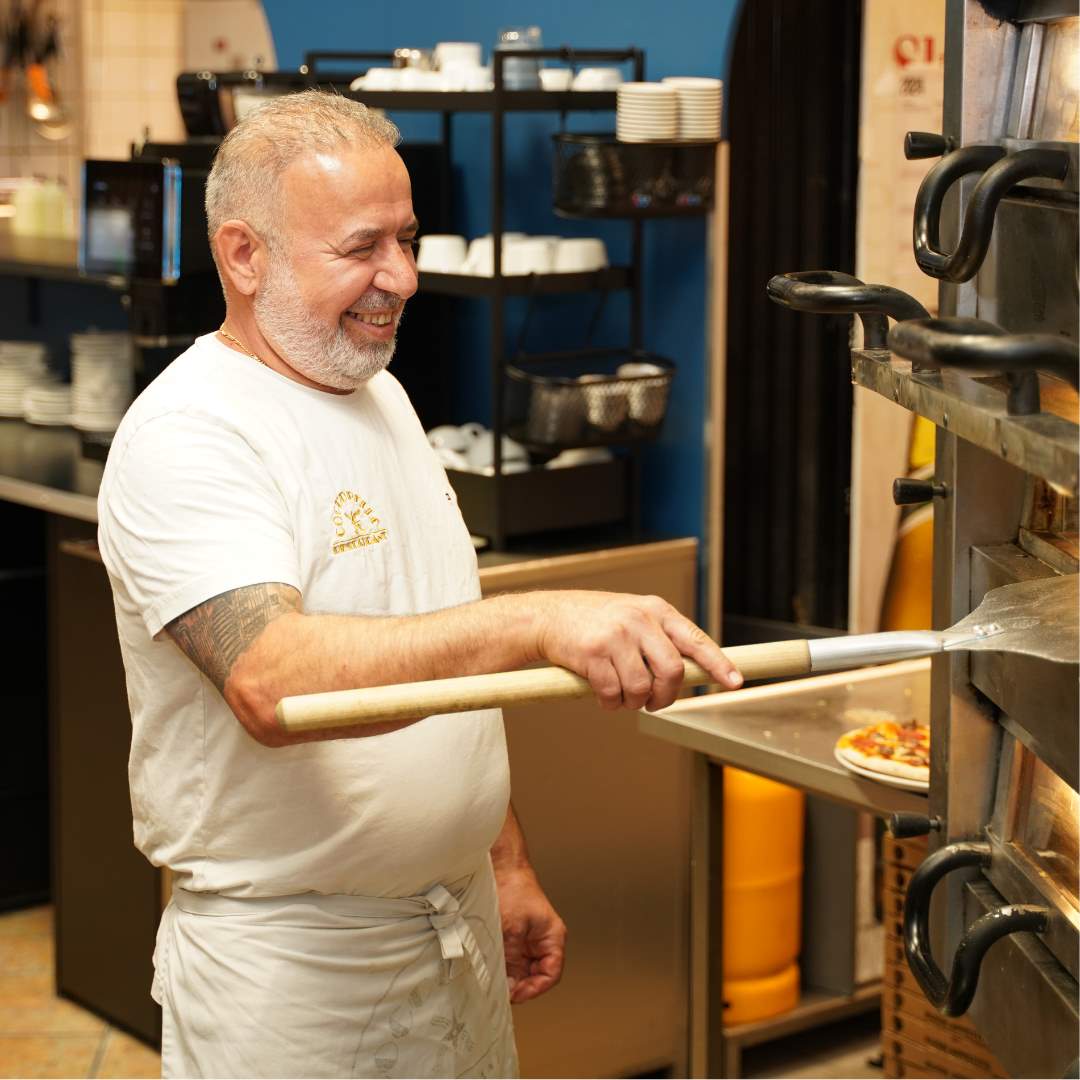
[835,708,930,784]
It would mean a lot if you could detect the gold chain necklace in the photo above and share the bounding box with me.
[217,324,267,367]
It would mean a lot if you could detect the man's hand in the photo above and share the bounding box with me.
[491,805,566,1004]
[494,864,567,1005]
[532,590,742,712]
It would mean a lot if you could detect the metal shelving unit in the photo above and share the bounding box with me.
[343,47,652,550]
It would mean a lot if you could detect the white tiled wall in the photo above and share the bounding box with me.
[0,0,188,231]
[0,0,84,197]
[82,0,186,160]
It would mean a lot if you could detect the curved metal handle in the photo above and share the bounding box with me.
[914,146,1071,282]
[889,316,1079,415]
[902,840,1049,1016]
[765,270,930,349]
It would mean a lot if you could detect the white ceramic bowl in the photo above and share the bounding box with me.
[427,424,469,452]
[434,446,470,471]
[460,233,528,275]
[359,67,401,90]
[503,237,554,275]
[553,237,608,273]
[466,432,529,469]
[434,42,483,70]
[416,234,467,273]
[539,68,573,91]
[572,67,623,91]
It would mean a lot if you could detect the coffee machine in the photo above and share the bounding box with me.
[80,64,452,425]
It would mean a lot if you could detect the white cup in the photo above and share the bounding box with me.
[434,446,470,471]
[553,237,608,273]
[466,432,529,469]
[463,66,493,91]
[400,69,444,90]
[616,362,669,425]
[461,233,528,275]
[416,234,467,273]
[578,374,628,432]
[572,67,623,91]
[427,424,469,452]
[503,237,554,275]
[360,67,400,90]
[539,67,573,91]
[458,421,488,442]
[434,42,483,70]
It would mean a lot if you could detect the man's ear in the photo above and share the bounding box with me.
[213,220,269,297]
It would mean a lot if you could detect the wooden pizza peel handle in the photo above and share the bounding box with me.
[275,639,812,734]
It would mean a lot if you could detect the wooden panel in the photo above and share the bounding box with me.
[483,540,696,1080]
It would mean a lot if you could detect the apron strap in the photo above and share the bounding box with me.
[423,884,492,994]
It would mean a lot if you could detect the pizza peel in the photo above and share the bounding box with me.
[276,574,1077,734]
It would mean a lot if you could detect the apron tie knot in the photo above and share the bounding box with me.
[423,883,492,994]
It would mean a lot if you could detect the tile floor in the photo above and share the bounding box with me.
[1,904,883,1080]
[0,906,161,1080]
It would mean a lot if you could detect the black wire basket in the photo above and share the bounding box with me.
[552,133,716,217]
[507,350,676,450]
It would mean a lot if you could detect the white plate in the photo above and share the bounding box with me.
[25,414,70,426]
[833,744,929,792]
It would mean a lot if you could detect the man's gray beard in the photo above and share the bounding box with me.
[253,253,401,390]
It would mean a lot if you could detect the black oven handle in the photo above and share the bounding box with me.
[903,840,1049,1016]
[765,271,930,349]
[914,146,1071,283]
[888,316,1080,415]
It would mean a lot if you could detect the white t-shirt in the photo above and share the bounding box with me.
[97,333,510,899]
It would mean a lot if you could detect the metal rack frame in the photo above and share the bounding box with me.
[338,47,655,549]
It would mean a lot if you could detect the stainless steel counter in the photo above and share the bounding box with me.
[639,658,932,816]
[0,420,101,522]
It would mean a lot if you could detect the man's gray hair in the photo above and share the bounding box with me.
[205,89,400,258]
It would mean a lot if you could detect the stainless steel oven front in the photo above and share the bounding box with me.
[764,1,1078,1074]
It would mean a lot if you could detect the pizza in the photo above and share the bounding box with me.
[835,708,930,783]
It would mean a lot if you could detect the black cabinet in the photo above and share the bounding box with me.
[0,502,49,910]
[49,515,161,1046]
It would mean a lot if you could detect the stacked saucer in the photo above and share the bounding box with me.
[70,332,135,433]
[616,82,678,142]
[661,77,723,140]
[23,382,72,426]
[0,341,49,418]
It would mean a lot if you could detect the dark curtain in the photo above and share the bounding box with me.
[723,0,863,636]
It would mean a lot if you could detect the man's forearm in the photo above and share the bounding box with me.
[490,803,532,876]
[226,591,542,745]
[169,580,743,748]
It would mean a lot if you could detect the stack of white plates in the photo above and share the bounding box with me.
[70,331,134,433]
[661,76,723,140]
[616,82,678,142]
[0,341,49,418]
[23,382,72,426]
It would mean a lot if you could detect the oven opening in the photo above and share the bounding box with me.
[1007,750,1080,917]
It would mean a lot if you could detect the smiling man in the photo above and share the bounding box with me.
[96,90,741,1079]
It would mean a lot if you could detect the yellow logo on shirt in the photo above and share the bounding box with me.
[331,491,388,554]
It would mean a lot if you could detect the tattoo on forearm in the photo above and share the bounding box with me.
[166,583,301,692]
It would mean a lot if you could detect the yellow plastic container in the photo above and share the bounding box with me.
[722,767,805,1022]
[724,962,801,1026]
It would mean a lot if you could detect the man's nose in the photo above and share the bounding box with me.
[374,243,419,299]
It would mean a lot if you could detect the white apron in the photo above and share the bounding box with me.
[152,859,518,1079]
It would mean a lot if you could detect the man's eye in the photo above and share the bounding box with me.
[401,238,419,255]
[350,245,376,259]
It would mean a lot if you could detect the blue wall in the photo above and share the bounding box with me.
[263,0,744,547]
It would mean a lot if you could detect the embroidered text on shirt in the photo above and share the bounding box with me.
[331,490,389,554]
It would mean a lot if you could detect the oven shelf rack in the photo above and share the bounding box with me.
[851,349,1079,498]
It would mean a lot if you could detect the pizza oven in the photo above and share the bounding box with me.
[765,1,1078,1075]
